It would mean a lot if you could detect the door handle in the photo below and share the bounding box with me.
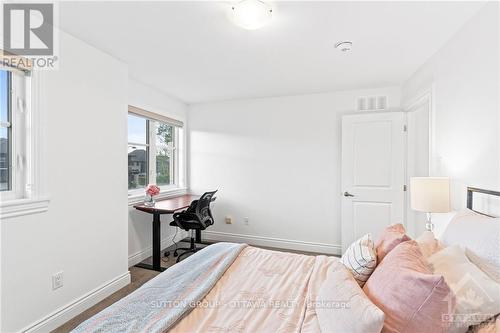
[344,191,355,197]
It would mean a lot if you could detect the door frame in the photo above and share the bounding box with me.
[339,89,435,249]
[403,86,435,236]
[403,86,435,174]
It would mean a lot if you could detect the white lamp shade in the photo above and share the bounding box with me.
[410,177,451,213]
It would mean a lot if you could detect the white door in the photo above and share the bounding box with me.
[341,112,405,252]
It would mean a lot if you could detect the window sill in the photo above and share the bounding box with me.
[128,187,188,206]
[0,197,51,219]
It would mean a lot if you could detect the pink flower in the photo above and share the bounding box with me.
[146,184,160,197]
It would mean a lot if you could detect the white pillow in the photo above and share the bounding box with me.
[340,233,377,287]
[416,230,444,259]
[316,261,384,333]
[466,250,500,284]
[441,210,500,271]
[428,245,500,333]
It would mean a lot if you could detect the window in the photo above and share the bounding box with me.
[128,114,148,190]
[0,61,49,219]
[128,106,184,196]
[154,121,176,187]
[0,68,27,201]
[0,70,11,192]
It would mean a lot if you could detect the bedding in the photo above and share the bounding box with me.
[375,223,411,262]
[170,245,320,332]
[74,243,384,333]
[316,260,385,333]
[428,245,500,333]
[340,233,377,287]
[441,210,500,271]
[363,240,455,333]
[171,247,349,332]
[466,250,500,283]
[72,242,246,333]
[416,230,444,259]
[468,314,499,333]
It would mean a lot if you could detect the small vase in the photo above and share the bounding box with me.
[144,194,156,207]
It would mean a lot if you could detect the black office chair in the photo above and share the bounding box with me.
[169,190,217,262]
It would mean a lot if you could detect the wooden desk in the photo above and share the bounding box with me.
[133,194,199,272]
[134,195,199,214]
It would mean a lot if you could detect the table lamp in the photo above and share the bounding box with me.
[410,177,451,231]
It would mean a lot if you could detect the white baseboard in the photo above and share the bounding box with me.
[22,271,131,333]
[203,231,341,255]
[128,231,188,267]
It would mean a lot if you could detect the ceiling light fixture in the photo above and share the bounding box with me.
[335,41,353,52]
[231,0,273,30]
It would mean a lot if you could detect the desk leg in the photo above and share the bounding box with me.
[152,213,161,271]
[135,213,165,272]
[195,229,202,243]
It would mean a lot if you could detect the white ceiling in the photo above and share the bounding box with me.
[59,1,484,104]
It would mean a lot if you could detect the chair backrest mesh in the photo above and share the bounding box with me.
[196,190,217,226]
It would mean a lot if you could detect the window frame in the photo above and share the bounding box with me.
[0,66,50,219]
[127,110,185,201]
[150,119,178,191]
[0,70,12,193]
[0,69,27,202]
[127,114,150,192]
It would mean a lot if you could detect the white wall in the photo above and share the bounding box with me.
[1,31,129,332]
[128,79,187,122]
[188,87,401,254]
[402,2,499,213]
[127,79,189,266]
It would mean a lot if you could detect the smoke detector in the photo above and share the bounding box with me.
[335,41,353,52]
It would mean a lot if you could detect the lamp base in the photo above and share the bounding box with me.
[425,212,434,231]
[425,222,434,231]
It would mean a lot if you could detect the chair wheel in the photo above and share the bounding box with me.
[173,251,178,257]
[164,251,170,257]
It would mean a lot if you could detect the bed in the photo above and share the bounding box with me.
[73,187,500,333]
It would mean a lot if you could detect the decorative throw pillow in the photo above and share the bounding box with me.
[428,245,500,333]
[341,233,377,287]
[316,261,385,333]
[375,223,411,262]
[363,240,455,333]
[416,231,444,259]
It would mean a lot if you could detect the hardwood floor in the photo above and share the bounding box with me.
[52,241,334,332]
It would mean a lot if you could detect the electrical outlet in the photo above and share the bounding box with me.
[225,216,233,224]
[52,271,64,290]
[244,217,249,226]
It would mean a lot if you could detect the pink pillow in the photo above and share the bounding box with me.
[363,241,455,333]
[375,224,411,262]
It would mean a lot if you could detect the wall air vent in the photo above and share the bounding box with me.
[356,95,388,111]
